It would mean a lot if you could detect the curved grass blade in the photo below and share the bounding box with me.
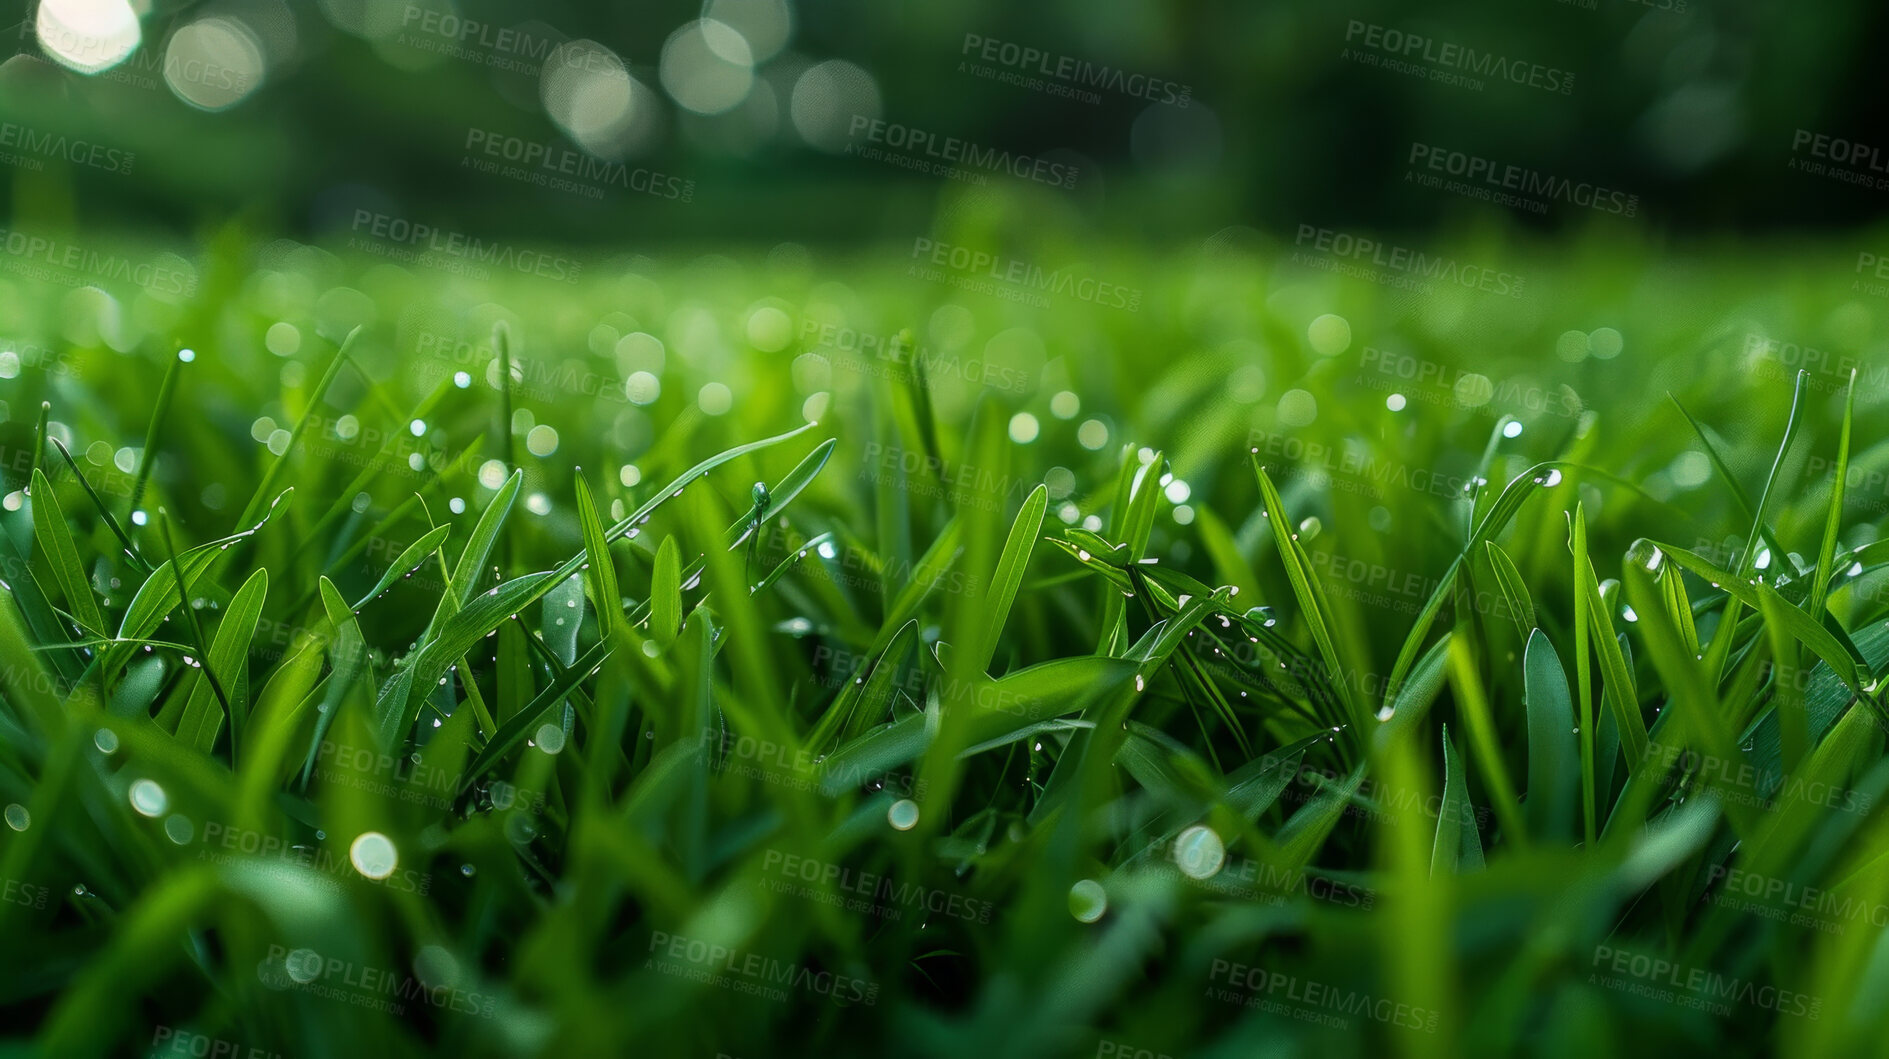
[1484,540,1536,638]
[28,468,104,636]
[961,483,1047,678]
[351,523,451,611]
[575,474,622,641]
[1251,459,1358,724]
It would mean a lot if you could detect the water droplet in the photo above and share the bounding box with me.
[1626,538,1664,575]
[3,804,28,831]
[93,729,119,754]
[349,831,399,880]
[129,779,168,817]
[534,723,566,755]
[1069,879,1108,923]
[887,799,921,830]
[1173,825,1226,880]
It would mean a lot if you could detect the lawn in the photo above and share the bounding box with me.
[3,230,1889,1058]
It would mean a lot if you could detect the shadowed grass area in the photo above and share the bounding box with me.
[3,235,1889,1057]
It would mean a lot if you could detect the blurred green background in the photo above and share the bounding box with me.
[5,0,1889,244]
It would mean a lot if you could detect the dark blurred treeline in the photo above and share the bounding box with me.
[2,0,1888,245]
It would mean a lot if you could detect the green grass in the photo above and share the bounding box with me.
[5,234,1889,1057]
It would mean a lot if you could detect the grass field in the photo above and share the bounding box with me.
[6,230,1889,1058]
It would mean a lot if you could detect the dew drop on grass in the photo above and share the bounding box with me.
[93,729,119,754]
[349,832,399,880]
[535,723,567,755]
[129,779,168,817]
[1068,879,1107,923]
[4,804,28,831]
[887,799,920,830]
[461,864,476,877]
[1173,825,1226,880]
[1626,538,1664,575]
[164,815,194,844]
